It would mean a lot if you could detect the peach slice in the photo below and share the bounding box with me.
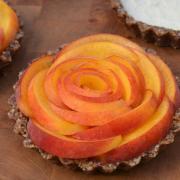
[49,41,139,72]
[28,120,122,159]
[0,0,19,52]
[73,90,157,139]
[107,55,145,94]
[28,69,86,135]
[102,96,174,162]
[60,33,144,54]
[50,101,130,126]
[106,56,143,106]
[148,53,180,108]
[16,55,54,116]
[133,50,165,103]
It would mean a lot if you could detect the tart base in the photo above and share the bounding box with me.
[8,49,180,172]
[111,0,180,49]
[0,1,24,69]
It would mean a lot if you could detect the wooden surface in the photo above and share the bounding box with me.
[0,0,180,179]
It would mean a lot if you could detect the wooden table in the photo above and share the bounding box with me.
[0,0,180,179]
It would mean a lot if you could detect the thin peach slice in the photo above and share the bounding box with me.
[106,56,143,106]
[60,33,144,55]
[28,120,122,159]
[102,96,174,162]
[148,53,180,108]
[16,55,54,116]
[107,55,145,94]
[28,69,86,135]
[50,101,130,126]
[133,50,165,103]
[73,90,158,140]
[49,41,139,72]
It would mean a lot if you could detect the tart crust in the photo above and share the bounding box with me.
[0,1,24,69]
[111,0,180,48]
[8,49,180,173]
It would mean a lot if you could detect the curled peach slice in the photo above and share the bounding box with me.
[49,41,139,72]
[133,50,165,103]
[60,33,144,54]
[73,90,158,140]
[102,96,174,162]
[28,120,122,159]
[28,69,86,135]
[50,101,130,126]
[148,53,180,108]
[16,55,54,116]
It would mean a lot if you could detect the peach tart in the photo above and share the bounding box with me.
[8,34,180,173]
[0,0,23,68]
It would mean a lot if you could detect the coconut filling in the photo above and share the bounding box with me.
[121,0,180,31]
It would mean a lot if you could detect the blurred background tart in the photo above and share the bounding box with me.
[111,0,180,48]
[0,0,23,69]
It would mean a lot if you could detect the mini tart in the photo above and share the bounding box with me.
[0,0,23,69]
[8,34,180,173]
[111,0,180,48]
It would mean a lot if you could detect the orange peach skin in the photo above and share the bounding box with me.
[0,0,19,52]
[27,120,122,159]
[16,55,54,116]
[101,97,174,163]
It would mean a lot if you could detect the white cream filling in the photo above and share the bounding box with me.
[121,0,180,30]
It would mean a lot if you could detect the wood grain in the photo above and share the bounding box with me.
[0,0,180,179]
